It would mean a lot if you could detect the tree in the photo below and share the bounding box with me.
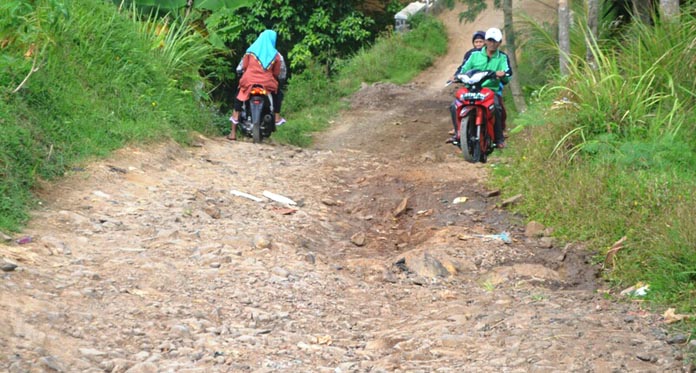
[659,0,679,20]
[586,0,598,67]
[558,0,570,75]
[502,0,526,112]
[632,0,653,24]
[232,1,376,72]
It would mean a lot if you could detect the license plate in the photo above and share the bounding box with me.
[460,92,486,101]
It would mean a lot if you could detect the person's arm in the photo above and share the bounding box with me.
[235,55,246,76]
[497,52,512,84]
[454,48,478,78]
[461,50,478,73]
[277,54,287,83]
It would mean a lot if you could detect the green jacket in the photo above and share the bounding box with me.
[460,47,512,90]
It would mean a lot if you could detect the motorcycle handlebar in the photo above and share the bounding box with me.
[448,70,507,86]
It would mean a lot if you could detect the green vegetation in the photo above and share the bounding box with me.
[337,15,447,90]
[496,9,696,319]
[1,0,218,231]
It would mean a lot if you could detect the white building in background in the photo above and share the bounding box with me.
[394,1,439,32]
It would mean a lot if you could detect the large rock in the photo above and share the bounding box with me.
[525,221,546,238]
[398,252,451,278]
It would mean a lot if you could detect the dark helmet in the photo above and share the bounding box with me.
[472,30,486,42]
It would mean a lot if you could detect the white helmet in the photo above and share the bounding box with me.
[485,27,503,42]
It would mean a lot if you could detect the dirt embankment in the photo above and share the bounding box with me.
[1,2,692,372]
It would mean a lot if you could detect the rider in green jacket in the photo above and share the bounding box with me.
[459,27,511,148]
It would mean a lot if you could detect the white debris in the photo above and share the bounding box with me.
[262,191,297,206]
[230,189,264,202]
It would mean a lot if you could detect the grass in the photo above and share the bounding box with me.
[0,0,217,232]
[495,7,696,320]
[481,279,496,292]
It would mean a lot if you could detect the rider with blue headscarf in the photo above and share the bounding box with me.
[229,29,287,140]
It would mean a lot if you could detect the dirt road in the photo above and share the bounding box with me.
[1,3,690,372]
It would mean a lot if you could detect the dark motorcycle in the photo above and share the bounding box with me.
[238,84,276,143]
[449,69,503,163]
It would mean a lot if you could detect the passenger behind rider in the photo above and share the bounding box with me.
[452,30,486,82]
[228,29,287,141]
[449,27,511,148]
[448,30,486,138]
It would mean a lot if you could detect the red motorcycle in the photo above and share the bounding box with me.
[450,70,502,163]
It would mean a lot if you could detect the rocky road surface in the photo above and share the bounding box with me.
[2,2,693,372]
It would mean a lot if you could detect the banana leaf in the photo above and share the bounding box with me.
[195,0,252,11]
[117,0,251,11]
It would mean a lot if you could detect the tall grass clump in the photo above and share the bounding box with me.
[0,0,217,232]
[273,16,447,146]
[515,0,619,93]
[127,6,212,90]
[336,15,447,92]
[498,9,696,314]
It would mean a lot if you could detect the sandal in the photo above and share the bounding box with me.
[226,134,236,141]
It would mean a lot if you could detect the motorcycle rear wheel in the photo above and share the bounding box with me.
[252,120,261,143]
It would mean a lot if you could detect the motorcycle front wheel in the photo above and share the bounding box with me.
[459,113,476,162]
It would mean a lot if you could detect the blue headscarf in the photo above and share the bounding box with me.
[246,30,278,70]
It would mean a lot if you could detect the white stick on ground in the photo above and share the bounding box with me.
[230,190,264,202]
[262,191,297,206]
